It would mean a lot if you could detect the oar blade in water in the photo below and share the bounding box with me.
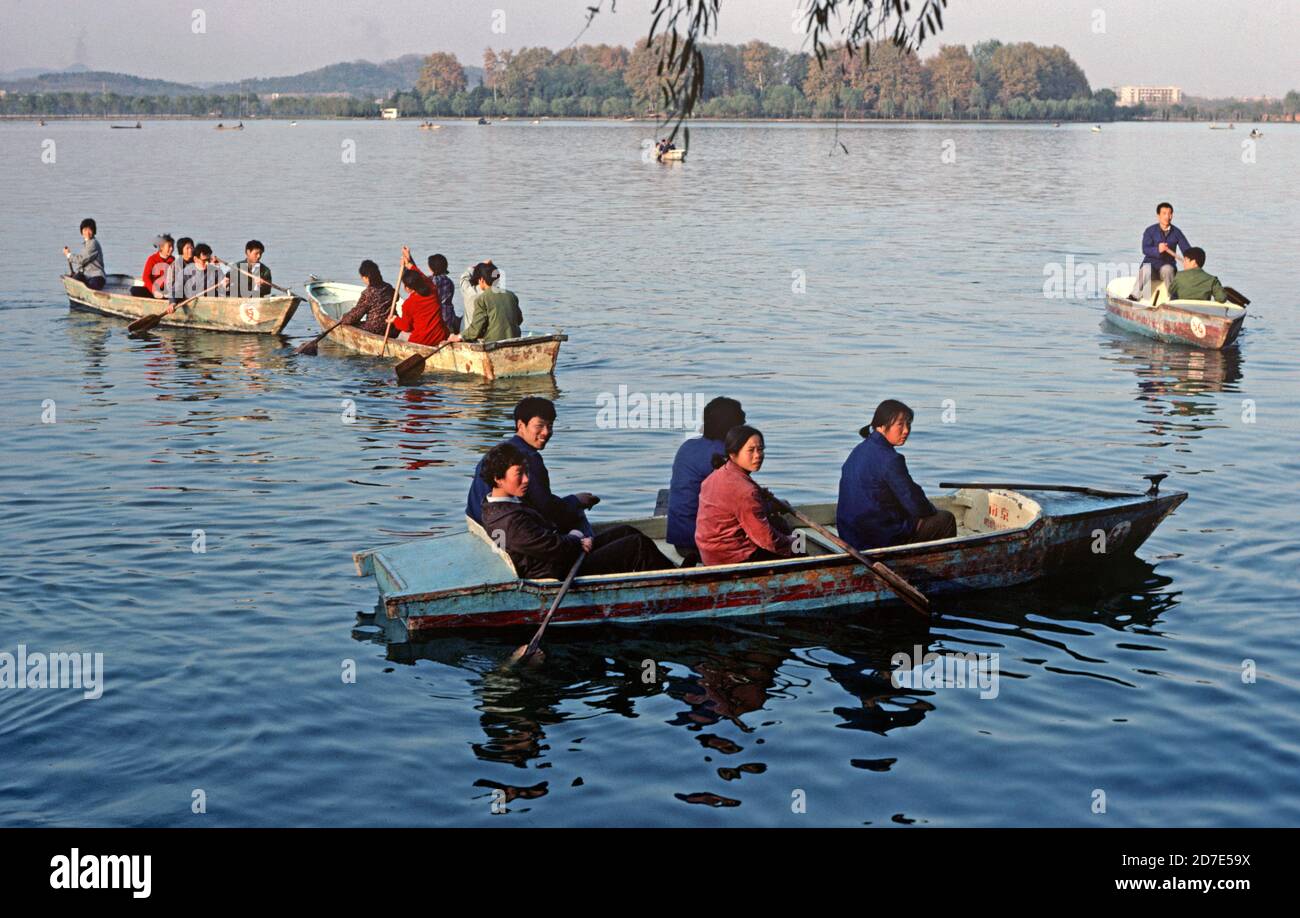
[394,354,426,382]
[127,313,163,335]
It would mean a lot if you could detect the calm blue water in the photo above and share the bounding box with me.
[1,119,1298,826]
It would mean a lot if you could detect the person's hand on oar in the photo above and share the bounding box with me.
[758,486,931,617]
[507,552,585,668]
[127,277,228,335]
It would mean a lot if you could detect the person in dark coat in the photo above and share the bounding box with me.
[836,399,956,551]
[665,396,746,565]
[478,443,674,578]
[467,397,598,536]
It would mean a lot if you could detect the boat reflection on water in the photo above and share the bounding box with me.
[1098,329,1243,442]
[352,555,1179,795]
[350,374,562,474]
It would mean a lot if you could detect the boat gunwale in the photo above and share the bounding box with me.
[64,273,300,334]
[371,485,1188,613]
[303,282,567,355]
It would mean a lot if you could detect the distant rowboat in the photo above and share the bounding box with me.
[1104,276,1245,349]
[355,480,1187,637]
[63,273,299,335]
[657,148,685,161]
[303,280,565,380]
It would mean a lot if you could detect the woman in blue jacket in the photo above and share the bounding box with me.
[836,399,956,551]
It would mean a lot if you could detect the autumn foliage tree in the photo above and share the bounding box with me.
[416,52,466,96]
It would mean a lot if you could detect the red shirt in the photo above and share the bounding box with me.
[391,289,449,346]
[141,252,174,297]
[695,460,795,565]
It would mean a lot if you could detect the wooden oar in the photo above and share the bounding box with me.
[759,487,930,617]
[126,276,227,335]
[1223,286,1250,307]
[394,339,454,384]
[379,254,405,358]
[509,553,585,666]
[225,261,296,298]
[296,314,350,356]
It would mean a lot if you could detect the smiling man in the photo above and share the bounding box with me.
[835,399,956,551]
[466,397,598,535]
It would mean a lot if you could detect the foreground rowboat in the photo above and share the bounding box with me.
[303,280,566,380]
[1104,276,1245,349]
[63,274,300,334]
[355,480,1187,639]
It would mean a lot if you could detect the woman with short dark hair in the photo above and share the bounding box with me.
[695,425,796,566]
[340,260,397,335]
[666,396,746,564]
[836,399,956,550]
[63,218,105,290]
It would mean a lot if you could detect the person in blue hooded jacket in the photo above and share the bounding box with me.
[836,399,956,551]
[665,396,746,565]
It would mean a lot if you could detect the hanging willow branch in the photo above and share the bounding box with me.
[583,0,949,148]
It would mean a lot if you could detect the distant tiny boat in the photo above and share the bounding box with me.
[1209,123,1235,130]
[1091,125,1101,133]
[289,121,298,126]
[418,122,441,131]
[531,119,540,124]
[477,117,489,125]
[657,148,685,161]
[215,122,245,131]
[39,119,46,126]
[1053,121,1061,127]
[1105,277,1246,349]
[1249,129,1262,138]
[111,122,141,129]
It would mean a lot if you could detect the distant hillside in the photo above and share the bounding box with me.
[0,69,205,96]
[3,57,482,98]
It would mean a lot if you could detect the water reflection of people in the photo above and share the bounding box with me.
[1099,330,1242,438]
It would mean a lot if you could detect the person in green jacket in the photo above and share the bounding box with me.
[1167,247,1227,303]
[460,261,522,342]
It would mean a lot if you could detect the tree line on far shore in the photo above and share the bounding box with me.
[4,37,1297,122]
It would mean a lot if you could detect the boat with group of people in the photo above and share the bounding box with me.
[355,395,1186,638]
[59,221,564,377]
[1103,201,1249,349]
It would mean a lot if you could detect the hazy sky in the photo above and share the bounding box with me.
[2,0,1296,96]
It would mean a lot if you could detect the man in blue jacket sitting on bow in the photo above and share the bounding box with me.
[836,399,956,551]
[466,396,597,536]
[1135,201,1193,301]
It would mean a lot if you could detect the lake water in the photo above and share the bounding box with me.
[1,119,1297,826]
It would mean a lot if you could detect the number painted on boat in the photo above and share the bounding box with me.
[239,301,261,325]
[1189,316,1206,338]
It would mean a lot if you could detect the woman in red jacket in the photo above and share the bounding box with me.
[392,266,462,346]
[695,425,797,566]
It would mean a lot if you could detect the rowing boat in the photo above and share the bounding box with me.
[63,273,300,334]
[1104,276,1245,349]
[657,148,685,161]
[303,280,566,380]
[354,478,1187,639]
